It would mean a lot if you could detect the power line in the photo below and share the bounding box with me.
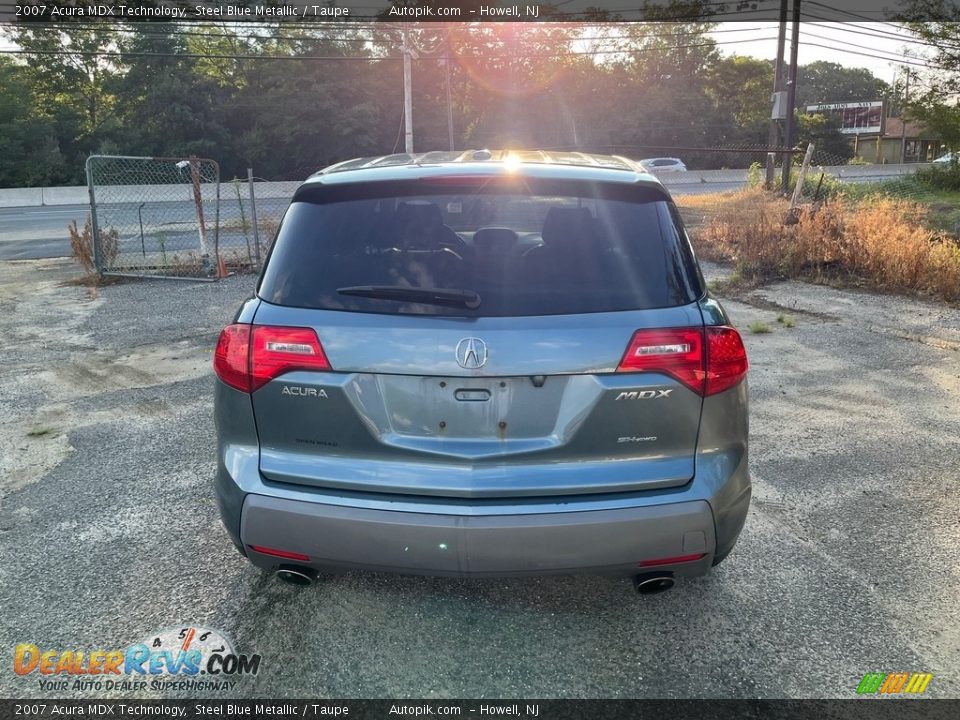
[0,35,783,61]
[798,40,946,70]
[796,30,932,66]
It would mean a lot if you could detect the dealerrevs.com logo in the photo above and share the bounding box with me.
[856,672,934,695]
[14,626,261,692]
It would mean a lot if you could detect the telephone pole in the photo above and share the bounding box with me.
[766,0,789,188]
[444,30,455,151]
[781,0,801,195]
[900,68,911,163]
[402,24,414,154]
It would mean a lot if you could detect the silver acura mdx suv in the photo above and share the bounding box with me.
[213,150,749,592]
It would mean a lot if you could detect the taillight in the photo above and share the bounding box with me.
[617,328,704,393]
[704,326,749,396]
[213,324,251,392]
[213,324,331,393]
[617,326,747,397]
[250,326,330,391]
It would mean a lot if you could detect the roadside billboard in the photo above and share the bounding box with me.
[805,101,885,134]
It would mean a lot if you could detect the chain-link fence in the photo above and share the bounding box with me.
[86,155,220,280]
[218,173,298,272]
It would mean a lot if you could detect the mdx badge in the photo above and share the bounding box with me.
[616,390,673,400]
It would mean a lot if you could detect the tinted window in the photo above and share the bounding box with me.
[258,180,701,317]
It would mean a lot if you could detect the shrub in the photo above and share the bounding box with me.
[913,163,960,192]
[68,215,118,274]
[685,187,960,302]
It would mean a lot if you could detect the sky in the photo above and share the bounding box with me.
[0,21,930,87]
[711,22,926,86]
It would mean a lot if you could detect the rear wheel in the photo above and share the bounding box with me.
[711,547,734,567]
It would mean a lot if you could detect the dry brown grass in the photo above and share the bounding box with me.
[683,188,960,302]
[68,215,119,275]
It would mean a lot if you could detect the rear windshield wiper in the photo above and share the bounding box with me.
[337,285,481,309]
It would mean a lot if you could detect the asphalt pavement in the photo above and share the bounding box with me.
[0,258,956,699]
[0,200,271,261]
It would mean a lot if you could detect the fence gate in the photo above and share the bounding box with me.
[85,155,221,280]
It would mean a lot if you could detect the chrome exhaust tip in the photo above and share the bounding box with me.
[275,565,318,587]
[633,571,675,594]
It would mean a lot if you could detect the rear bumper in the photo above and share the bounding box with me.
[214,377,751,579]
[239,494,717,577]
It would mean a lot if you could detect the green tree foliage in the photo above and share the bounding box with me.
[898,10,960,150]
[0,57,68,186]
[795,61,890,107]
[0,21,893,186]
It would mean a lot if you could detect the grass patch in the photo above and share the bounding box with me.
[682,187,960,303]
[776,313,796,328]
[749,321,772,334]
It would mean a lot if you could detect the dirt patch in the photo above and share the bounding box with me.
[0,259,213,500]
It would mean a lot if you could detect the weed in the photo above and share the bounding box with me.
[68,215,118,275]
[749,321,772,334]
[777,314,796,328]
[683,187,960,302]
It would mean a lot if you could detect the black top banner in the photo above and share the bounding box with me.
[4,0,960,24]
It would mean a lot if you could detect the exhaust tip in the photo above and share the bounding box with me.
[275,565,318,587]
[633,571,675,595]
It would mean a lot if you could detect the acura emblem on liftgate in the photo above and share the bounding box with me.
[455,337,488,369]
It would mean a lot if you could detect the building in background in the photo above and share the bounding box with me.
[805,100,944,163]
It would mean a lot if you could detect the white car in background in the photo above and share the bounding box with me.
[639,157,688,173]
[932,151,958,164]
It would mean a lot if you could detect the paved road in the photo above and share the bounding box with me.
[0,258,956,699]
[0,200,277,261]
[0,171,912,261]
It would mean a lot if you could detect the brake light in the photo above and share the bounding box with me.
[213,324,331,393]
[213,324,251,392]
[704,326,749,396]
[617,326,747,396]
[250,326,330,391]
[617,328,704,393]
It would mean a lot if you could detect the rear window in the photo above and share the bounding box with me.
[258,178,702,317]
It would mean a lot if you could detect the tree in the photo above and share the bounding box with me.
[11,24,124,180]
[899,9,960,149]
[0,57,67,186]
[795,61,890,108]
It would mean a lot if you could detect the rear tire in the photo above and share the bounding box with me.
[711,547,734,567]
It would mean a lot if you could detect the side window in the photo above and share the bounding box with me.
[665,202,705,299]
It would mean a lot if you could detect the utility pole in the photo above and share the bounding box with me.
[781,0,801,195]
[900,68,911,163]
[402,24,414,154]
[766,0,789,188]
[444,41,455,151]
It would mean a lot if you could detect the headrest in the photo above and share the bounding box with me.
[396,202,444,230]
[541,207,595,249]
[472,227,519,254]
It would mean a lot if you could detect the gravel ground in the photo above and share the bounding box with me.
[0,259,957,699]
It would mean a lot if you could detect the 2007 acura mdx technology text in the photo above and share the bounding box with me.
[213,150,750,593]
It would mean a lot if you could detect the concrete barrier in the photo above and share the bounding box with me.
[0,164,935,209]
[0,188,45,208]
